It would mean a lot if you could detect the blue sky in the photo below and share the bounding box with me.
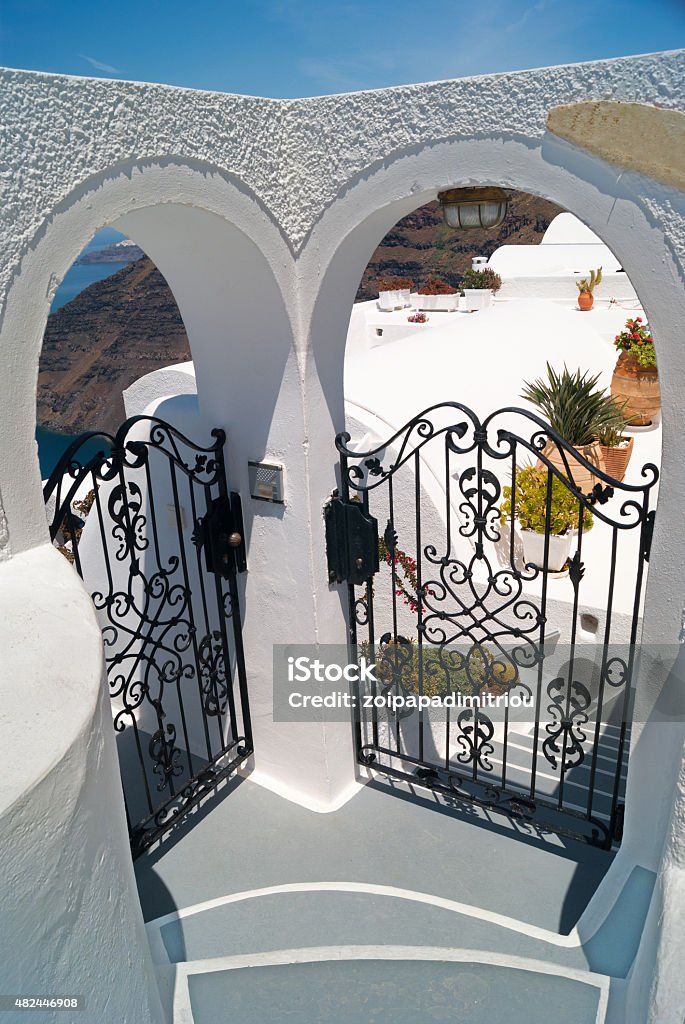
[1,0,683,97]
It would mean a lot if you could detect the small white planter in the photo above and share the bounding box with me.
[377,289,401,311]
[521,529,572,572]
[416,293,459,312]
[462,288,493,311]
[398,288,412,307]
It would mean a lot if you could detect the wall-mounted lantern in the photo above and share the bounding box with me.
[438,186,510,229]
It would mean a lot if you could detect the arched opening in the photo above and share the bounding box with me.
[37,226,191,479]
[0,159,298,557]
[305,144,670,934]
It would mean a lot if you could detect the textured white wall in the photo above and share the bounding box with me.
[0,545,165,1024]
[123,361,196,418]
[0,51,684,1023]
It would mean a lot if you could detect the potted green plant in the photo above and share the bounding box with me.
[521,363,621,493]
[596,413,634,483]
[611,316,660,426]
[460,266,502,311]
[575,266,602,311]
[377,276,414,311]
[500,465,593,572]
[416,275,459,312]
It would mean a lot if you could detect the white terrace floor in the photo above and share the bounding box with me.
[136,776,654,1024]
[345,295,661,624]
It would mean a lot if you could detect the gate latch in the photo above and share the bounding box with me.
[324,491,379,586]
[193,492,247,578]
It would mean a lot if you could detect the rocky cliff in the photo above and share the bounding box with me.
[356,191,563,299]
[38,257,190,434]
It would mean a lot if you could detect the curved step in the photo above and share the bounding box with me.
[183,951,607,1024]
[152,886,588,970]
[148,865,654,981]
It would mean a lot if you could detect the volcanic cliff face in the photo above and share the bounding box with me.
[38,191,563,435]
[356,192,564,300]
[38,257,190,434]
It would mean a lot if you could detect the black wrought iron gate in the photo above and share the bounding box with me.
[326,403,658,848]
[44,416,253,856]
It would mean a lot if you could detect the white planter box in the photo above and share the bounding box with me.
[377,289,402,311]
[416,293,459,311]
[521,529,571,572]
[462,288,493,311]
[398,288,411,307]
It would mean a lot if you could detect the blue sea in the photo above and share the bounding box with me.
[38,426,112,483]
[39,227,128,476]
[49,227,129,311]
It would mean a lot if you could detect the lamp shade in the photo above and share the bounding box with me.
[438,187,509,230]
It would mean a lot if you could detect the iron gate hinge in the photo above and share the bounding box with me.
[193,491,247,578]
[642,510,656,562]
[324,492,379,586]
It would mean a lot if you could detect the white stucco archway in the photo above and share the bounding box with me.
[1,54,684,1024]
[300,127,685,845]
[297,131,685,1023]
[1,158,298,554]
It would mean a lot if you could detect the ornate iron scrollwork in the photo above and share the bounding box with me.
[43,415,253,857]
[335,401,658,849]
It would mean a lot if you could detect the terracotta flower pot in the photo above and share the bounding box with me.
[538,439,605,495]
[611,351,660,426]
[577,292,594,311]
[599,436,634,483]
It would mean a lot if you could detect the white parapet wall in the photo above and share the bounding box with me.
[0,545,165,1024]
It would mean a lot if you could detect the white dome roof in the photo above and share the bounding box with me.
[541,212,604,246]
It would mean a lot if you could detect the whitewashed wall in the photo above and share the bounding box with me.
[0,52,684,1022]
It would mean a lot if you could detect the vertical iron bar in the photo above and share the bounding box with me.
[186,480,215,763]
[415,451,425,763]
[340,453,361,754]
[202,467,237,756]
[558,498,585,811]
[587,527,618,820]
[387,475,401,755]
[362,489,379,750]
[608,493,650,842]
[529,467,553,799]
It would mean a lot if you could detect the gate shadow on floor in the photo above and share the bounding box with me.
[362,776,614,935]
[134,772,249,922]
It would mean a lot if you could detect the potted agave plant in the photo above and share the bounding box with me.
[500,465,593,573]
[611,317,660,426]
[521,364,622,494]
[377,276,413,311]
[596,414,634,483]
[416,275,459,312]
[460,266,502,311]
[575,266,602,311]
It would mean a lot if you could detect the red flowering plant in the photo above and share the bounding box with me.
[378,276,414,292]
[407,312,428,323]
[377,534,440,612]
[614,317,656,369]
[417,276,459,296]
